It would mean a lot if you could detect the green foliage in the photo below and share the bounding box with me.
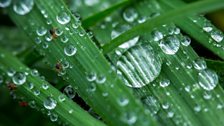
[0,0,224,126]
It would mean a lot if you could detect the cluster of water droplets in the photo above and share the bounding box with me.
[191,16,224,47]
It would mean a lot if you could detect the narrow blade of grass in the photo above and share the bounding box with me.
[0,47,106,126]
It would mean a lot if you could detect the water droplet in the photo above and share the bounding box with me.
[121,112,137,125]
[211,31,223,43]
[13,0,34,15]
[31,69,39,77]
[198,69,218,91]
[160,78,170,87]
[56,12,71,25]
[43,97,57,110]
[194,105,201,112]
[203,92,212,100]
[0,0,11,8]
[42,83,49,90]
[64,45,77,56]
[152,30,163,42]
[96,74,106,84]
[86,72,97,82]
[63,85,76,99]
[167,111,174,118]
[7,68,15,77]
[159,36,180,55]
[12,72,26,85]
[181,36,191,46]
[162,103,169,109]
[33,89,40,96]
[203,22,213,32]
[36,27,47,36]
[123,8,138,23]
[50,113,58,122]
[193,58,207,70]
[27,82,34,90]
[117,44,161,88]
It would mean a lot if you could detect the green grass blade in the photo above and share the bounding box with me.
[0,47,106,126]
[159,0,224,60]
[102,0,224,54]
[6,0,157,125]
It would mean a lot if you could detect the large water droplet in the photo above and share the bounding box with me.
[117,44,161,88]
[198,69,218,91]
[64,45,77,56]
[159,35,180,55]
[0,0,11,8]
[12,72,26,85]
[36,27,47,36]
[13,0,34,15]
[86,72,97,82]
[43,97,57,110]
[56,12,71,25]
[152,30,163,42]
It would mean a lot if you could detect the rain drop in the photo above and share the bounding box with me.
[63,85,76,99]
[159,36,180,55]
[211,30,223,43]
[43,97,57,110]
[64,45,77,56]
[13,0,34,15]
[56,12,71,25]
[198,69,218,91]
[12,72,26,85]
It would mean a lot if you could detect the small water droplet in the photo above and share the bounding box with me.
[211,30,223,43]
[152,30,163,42]
[33,89,40,96]
[123,8,138,23]
[63,85,76,99]
[96,74,106,84]
[160,78,170,87]
[181,36,191,46]
[86,72,96,82]
[12,72,26,85]
[13,0,34,15]
[117,97,129,106]
[198,69,218,91]
[56,12,71,25]
[50,113,58,122]
[42,83,49,90]
[36,27,47,36]
[58,95,66,102]
[121,112,137,125]
[64,45,77,56]
[43,97,57,110]
[193,58,207,70]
